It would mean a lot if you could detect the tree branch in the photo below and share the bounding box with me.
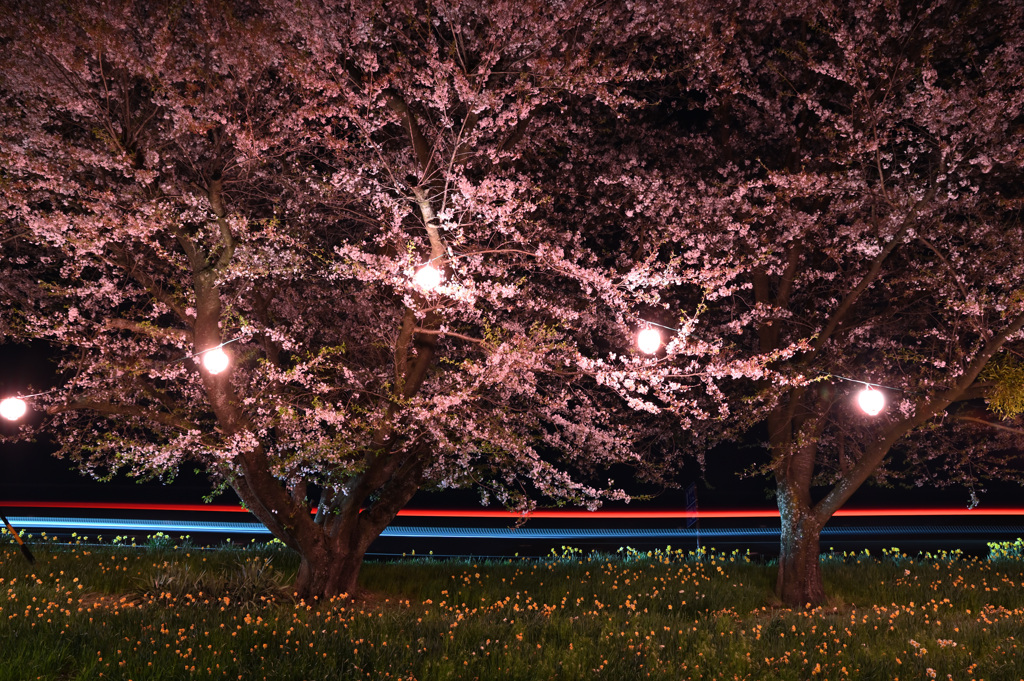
[953,414,1024,436]
[105,318,189,343]
[815,307,1024,522]
[106,245,194,323]
[393,308,417,396]
[776,244,803,309]
[413,327,494,349]
[497,116,531,154]
[917,234,972,304]
[803,221,911,363]
[170,224,209,274]
[412,186,446,261]
[803,189,937,367]
[49,400,203,434]
[207,175,236,271]
[385,91,438,185]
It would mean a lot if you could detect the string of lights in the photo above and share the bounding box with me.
[1,337,244,421]
[830,374,907,392]
[1,270,897,421]
[632,318,900,416]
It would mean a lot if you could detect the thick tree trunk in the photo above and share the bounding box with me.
[225,444,427,602]
[775,500,826,608]
[229,475,381,601]
[292,544,366,600]
[278,459,425,601]
[768,398,829,609]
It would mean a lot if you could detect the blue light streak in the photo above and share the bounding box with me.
[7,516,1024,540]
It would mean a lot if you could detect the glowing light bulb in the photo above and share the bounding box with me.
[637,327,662,355]
[0,397,27,421]
[414,264,442,291]
[857,385,885,416]
[202,347,230,374]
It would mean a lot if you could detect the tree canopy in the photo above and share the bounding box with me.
[2,0,1022,604]
[0,0,720,596]
[627,0,1024,604]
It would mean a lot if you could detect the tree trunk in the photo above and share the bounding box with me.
[775,500,826,608]
[275,461,425,601]
[229,475,379,601]
[292,544,366,601]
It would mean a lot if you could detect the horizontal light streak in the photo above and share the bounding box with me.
[3,501,1024,519]
[7,516,1024,539]
[394,508,1024,519]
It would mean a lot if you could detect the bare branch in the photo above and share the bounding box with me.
[413,327,494,349]
[49,400,202,434]
[207,176,236,271]
[953,414,1024,436]
[105,318,189,343]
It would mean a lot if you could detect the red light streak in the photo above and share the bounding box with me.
[402,508,1024,519]
[3,501,1024,518]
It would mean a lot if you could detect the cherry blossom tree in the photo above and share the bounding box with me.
[6,0,1020,609]
[0,0,704,598]
[633,0,1024,606]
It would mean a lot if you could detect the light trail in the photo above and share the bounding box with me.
[3,501,1024,518]
[6,516,1024,540]
[393,508,1024,519]
[7,503,1024,554]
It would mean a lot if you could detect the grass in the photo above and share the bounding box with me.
[2,535,1024,680]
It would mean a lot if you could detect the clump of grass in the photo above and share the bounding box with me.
[133,556,287,608]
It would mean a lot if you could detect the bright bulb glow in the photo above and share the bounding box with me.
[414,264,442,291]
[637,327,662,354]
[0,397,27,421]
[202,347,230,374]
[857,386,885,416]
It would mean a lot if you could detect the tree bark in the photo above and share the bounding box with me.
[775,491,826,607]
[236,449,427,601]
[243,493,392,601]
[767,395,831,608]
[292,543,366,600]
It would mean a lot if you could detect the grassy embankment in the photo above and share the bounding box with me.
[2,535,1024,680]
